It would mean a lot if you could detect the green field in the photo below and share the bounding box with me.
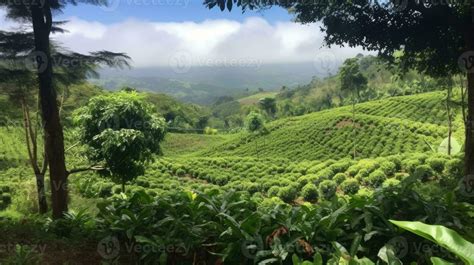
[237,91,278,105]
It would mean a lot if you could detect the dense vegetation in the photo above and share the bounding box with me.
[1,0,474,263]
[0,85,472,263]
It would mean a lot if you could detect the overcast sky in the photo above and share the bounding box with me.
[0,4,368,69]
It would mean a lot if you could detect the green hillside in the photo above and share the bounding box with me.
[238,91,278,105]
[201,91,460,160]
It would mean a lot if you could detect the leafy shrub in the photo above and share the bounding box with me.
[444,158,463,177]
[367,170,386,188]
[340,179,359,195]
[175,168,186,177]
[346,165,360,177]
[318,180,337,200]
[301,183,319,202]
[426,157,445,173]
[278,186,298,203]
[378,161,397,176]
[355,168,370,182]
[413,165,434,181]
[394,172,409,180]
[333,173,347,184]
[402,159,420,174]
[267,186,280,197]
[382,178,400,188]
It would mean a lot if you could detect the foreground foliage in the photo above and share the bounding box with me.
[94,176,473,264]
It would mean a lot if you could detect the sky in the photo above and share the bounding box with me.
[0,2,368,69]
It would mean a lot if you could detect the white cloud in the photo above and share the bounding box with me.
[0,10,367,68]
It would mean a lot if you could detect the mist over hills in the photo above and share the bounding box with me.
[92,62,334,104]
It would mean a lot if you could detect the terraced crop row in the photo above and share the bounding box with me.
[73,153,462,204]
[203,111,449,160]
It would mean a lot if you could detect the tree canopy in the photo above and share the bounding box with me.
[74,91,167,191]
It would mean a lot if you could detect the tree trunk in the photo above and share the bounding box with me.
[21,99,48,214]
[464,4,474,178]
[31,3,68,219]
[35,173,48,214]
[466,72,474,177]
[352,90,356,160]
[446,86,453,156]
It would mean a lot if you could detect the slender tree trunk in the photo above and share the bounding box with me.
[21,99,48,214]
[35,172,48,214]
[464,5,474,178]
[31,3,68,219]
[352,90,356,160]
[466,72,474,176]
[446,86,453,156]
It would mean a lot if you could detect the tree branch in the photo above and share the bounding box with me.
[67,165,105,177]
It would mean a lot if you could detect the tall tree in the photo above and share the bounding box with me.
[246,111,266,157]
[0,30,129,214]
[258,97,277,118]
[204,0,474,177]
[339,58,368,159]
[0,0,115,219]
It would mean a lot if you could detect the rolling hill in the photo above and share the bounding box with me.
[199,91,461,160]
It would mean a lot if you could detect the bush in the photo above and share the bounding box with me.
[444,158,463,177]
[278,186,298,203]
[378,161,397,176]
[175,168,186,177]
[340,179,359,195]
[426,157,445,173]
[355,168,370,182]
[318,180,337,200]
[267,186,280,197]
[367,170,386,188]
[98,182,114,198]
[413,165,434,181]
[333,173,347,184]
[382,178,400,188]
[301,184,319,202]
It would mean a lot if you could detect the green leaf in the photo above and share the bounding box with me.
[241,212,261,235]
[349,234,363,257]
[430,257,455,265]
[390,220,474,265]
[259,258,280,265]
[313,252,323,265]
[378,245,402,265]
[354,257,375,265]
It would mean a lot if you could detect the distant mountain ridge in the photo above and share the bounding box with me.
[92,62,327,104]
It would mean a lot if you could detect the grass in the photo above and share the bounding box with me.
[161,133,236,156]
[238,91,278,105]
